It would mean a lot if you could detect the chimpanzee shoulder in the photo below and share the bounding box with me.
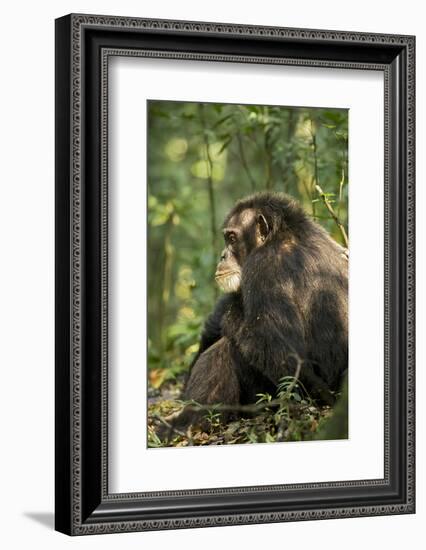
[198,293,237,352]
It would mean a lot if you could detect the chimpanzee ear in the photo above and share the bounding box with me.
[257,214,270,242]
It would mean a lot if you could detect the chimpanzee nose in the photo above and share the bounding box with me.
[220,248,228,262]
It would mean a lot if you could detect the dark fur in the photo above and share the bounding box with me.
[172,192,348,432]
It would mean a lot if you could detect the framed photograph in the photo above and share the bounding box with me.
[55,14,415,535]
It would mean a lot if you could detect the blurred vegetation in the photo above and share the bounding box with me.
[147,100,348,445]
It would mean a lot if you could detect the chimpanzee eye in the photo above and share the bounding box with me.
[228,233,237,244]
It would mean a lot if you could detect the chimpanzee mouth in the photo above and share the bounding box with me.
[215,271,241,293]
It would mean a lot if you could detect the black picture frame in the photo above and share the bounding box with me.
[55,13,415,535]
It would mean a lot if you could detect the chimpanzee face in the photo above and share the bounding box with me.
[215,208,270,293]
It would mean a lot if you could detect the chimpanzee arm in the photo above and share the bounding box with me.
[232,246,307,384]
[189,292,239,369]
[231,246,335,404]
[235,292,305,383]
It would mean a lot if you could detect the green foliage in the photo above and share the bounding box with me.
[314,377,349,440]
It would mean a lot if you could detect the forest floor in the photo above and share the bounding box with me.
[147,376,341,448]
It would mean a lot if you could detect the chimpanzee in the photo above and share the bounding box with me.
[171,192,348,431]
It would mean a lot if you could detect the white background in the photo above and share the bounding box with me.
[0,0,423,548]
[109,58,384,492]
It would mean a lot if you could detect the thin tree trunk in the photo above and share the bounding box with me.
[158,215,174,350]
[311,118,319,218]
[199,104,218,300]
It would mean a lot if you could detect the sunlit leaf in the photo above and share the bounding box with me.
[149,368,169,389]
[164,137,188,162]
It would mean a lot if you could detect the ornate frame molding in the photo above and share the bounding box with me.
[55,14,415,535]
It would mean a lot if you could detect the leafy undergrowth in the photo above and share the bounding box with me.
[148,376,344,448]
